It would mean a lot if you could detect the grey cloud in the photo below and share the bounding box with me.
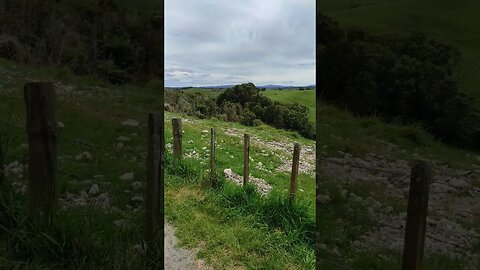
[165,0,315,87]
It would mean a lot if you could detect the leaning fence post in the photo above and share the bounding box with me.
[146,113,162,251]
[402,160,432,270]
[24,82,58,223]
[243,133,250,186]
[172,118,182,160]
[289,143,301,204]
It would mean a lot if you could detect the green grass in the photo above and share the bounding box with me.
[163,111,316,269]
[0,57,315,269]
[318,0,480,107]
[262,89,315,123]
[0,57,163,269]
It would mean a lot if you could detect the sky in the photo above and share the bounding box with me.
[165,0,315,87]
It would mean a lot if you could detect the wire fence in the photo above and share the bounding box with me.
[319,156,480,194]
[318,153,480,261]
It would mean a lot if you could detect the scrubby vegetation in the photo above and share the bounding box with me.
[0,0,163,84]
[165,83,315,139]
[317,13,480,150]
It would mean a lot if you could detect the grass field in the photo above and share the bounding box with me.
[318,0,480,106]
[164,112,316,269]
[262,89,315,122]
[1,54,478,269]
[0,58,315,269]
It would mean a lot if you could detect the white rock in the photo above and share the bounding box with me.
[118,136,130,142]
[79,190,88,199]
[97,193,109,201]
[122,119,139,127]
[11,166,23,175]
[131,195,144,202]
[57,121,65,129]
[131,181,142,190]
[113,219,128,228]
[119,172,134,181]
[75,151,92,161]
[8,161,19,168]
[88,184,99,195]
[317,194,331,204]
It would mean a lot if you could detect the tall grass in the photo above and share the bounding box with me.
[166,152,315,249]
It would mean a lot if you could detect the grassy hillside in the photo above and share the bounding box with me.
[0,58,165,269]
[318,0,480,105]
[0,58,315,269]
[164,112,316,269]
[262,89,315,122]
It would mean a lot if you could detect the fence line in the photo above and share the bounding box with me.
[319,152,479,267]
[0,82,165,256]
[319,156,480,194]
[169,119,304,201]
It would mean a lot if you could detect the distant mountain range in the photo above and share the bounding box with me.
[167,84,316,89]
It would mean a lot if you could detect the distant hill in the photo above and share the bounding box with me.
[167,84,316,89]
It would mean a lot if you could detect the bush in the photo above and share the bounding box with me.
[0,0,163,84]
[240,108,258,126]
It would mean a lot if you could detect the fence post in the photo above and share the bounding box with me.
[243,133,250,185]
[289,143,301,204]
[24,82,58,223]
[172,118,182,160]
[402,160,432,270]
[210,128,216,186]
[146,113,162,251]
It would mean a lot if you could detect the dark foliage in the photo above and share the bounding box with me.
[165,83,315,139]
[0,0,163,84]
[217,83,315,139]
[317,13,480,149]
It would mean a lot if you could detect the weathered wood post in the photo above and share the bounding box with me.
[24,82,58,223]
[402,160,432,270]
[289,143,301,204]
[146,113,163,251]
[172,118,182,160]
[243,133,250,185]
[210,128,216,186]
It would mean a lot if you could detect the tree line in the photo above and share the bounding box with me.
[165,83,315,139]
[317,13,480,150]
[0,0,162,84]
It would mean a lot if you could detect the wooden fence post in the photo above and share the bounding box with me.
[146,113,162,250]
[289,143,301,204]
[210,128,216,186]
[243,133,250,185]
[402,160,432,270]
[24,82,58,223]
[172,118,182,160]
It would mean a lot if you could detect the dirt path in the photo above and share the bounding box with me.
[165,223,211,270]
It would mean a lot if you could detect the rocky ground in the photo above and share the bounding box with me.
[318,151,480,268]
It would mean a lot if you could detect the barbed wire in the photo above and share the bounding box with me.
[371,220,480,250]
[316,257,354,270]
[319,156,480,194]
[62,136,120,154]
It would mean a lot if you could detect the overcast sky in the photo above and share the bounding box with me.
[165,0,315,87]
